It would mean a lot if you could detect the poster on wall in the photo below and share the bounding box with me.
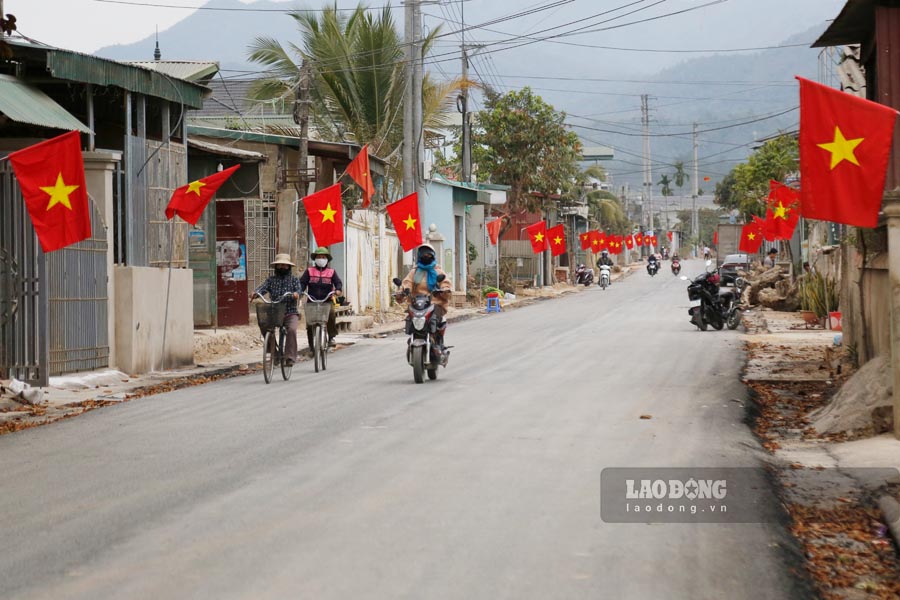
[216,240,246,282]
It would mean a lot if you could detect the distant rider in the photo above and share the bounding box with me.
[646,252,659,274]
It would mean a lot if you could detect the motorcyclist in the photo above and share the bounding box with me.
[299,247,343,350]
[396,244,453,360]
[598,249,614,267]
[646,252,660,274]
[251,254,302,366]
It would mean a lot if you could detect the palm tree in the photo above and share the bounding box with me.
[673,161,690,191]
[247,3,464,195]
[658,174,674,197]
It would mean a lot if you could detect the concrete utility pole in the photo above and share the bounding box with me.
[402,0,415,198]
[292,59,313,259]
[692,122,699,252]
[460,0,471,183]
[413,0,426,210]
[641,94,653,242]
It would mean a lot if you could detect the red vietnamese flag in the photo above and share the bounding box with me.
[644,235,652,247]
[739,219,764,253]
[667,231,673,242]
[635,232,643,247]
[385,192,422,251]
[713,230,718,246]
[547,224,566,256]
[303,183,344,246]
[525,220,548,253]
[486,217,503,246]
[346,144,376,208]
[624,235,635,250]
[651,235,658,247]
[579,231,591,250]
[588,230,603,254]
[8,131,92,252]
[768,180,801,240]
[166,164,240,225]
[797,76,898,228]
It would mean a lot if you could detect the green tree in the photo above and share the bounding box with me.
[247,3,462,197]
[714,134,798,219]
[658,174,674,197]
[677,207,723,247]
[673,160,689,192]
[473,87,582,214]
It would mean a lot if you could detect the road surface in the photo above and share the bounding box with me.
[0,260,809,599]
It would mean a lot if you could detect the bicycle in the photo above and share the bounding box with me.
[252,291,294,384]
[304,291,335,373]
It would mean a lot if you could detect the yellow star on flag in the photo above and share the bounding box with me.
[41,173,79,211]
[592,239,598,246]
[533,232,545,243]
[403,214,417,230]
[773,202,789,220]
[553,236,563,245]
[747,232,756,241]
[186,180,206,196]
[817,126,864,170]
[320,202,337,223]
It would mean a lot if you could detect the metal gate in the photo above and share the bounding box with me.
[0,161,48,386]
[245,192,276,295]
[47,197,109,375]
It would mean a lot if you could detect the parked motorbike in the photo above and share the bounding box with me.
[392,275,450,384]
[647,260,660,277]
[574,264,594,287]
[598,264,611,290]
[671,258,682,276]
[681,262,745,331]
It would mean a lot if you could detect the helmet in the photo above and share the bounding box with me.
[577,263,585,269]
[601,249,608,256]
[310,246,333,261]
[416,244,437,265]
[708,272,721,285]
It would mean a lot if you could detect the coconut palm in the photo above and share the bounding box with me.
[673,161,690,190]
[248,4,462,173]
[658,174,674,197]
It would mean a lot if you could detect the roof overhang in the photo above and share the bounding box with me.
[187,137,266,161]
[813,0,881,47]
[0,74,92,133]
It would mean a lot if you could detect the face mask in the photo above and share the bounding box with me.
[275,267,290,276]
[314,258,328,268]
[418,254,434,266]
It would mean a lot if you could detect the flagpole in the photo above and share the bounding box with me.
[160,217,175,371]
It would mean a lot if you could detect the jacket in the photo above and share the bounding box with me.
[300,266,343,301]
[400,265,452,308]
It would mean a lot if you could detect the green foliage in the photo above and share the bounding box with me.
[481,286,503,298]
[658,174,673,197]
[798,271,839,318]
[467,241,478,265]
[677,207,723,247]
[673,161,689,190]
[714,134,798,219]
[473,87,582,213]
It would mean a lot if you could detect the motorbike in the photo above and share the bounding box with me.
[598,264,611,290]
[392,275,450,384]
[671,258,682,276]
[682,261,744,331]
[662,248,670,260]
[573,264,594,287]
[647,260,660,277]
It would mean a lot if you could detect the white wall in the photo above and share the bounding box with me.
[115,266,194,374]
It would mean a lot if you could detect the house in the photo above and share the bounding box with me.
[0,38,212,384]
[813,0,900,437]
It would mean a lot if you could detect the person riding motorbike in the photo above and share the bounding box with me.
[646,253,660,274]
[251,254,302,366]
[300,247,343,350]
[598,249,614,267]
[396,244,453,358]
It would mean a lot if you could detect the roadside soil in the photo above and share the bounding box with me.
[742,309,900,600]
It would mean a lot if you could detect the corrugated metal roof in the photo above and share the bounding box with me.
[125,60,219,83]
[0,74,92,133]
[187,137,266,161]
[6,39,210,108]
[813,0,872,47]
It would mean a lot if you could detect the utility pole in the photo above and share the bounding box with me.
[292,59,313,260]
[460,0,471,183]
[413,0,426,210]
[641,94,653,245]
[692,122,699,254]
[402,0,415,197]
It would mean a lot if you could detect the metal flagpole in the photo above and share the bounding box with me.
[160,218,175,371]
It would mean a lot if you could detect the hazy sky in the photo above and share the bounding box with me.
[11,0,847,63]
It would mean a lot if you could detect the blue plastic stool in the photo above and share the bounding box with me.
[486,297,501,313]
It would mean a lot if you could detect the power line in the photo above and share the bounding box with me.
[93,0,472,11]
[569,106,797,138]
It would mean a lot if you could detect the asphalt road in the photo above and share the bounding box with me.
[0,260,809,600]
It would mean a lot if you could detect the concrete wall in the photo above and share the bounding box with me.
[840,232,892,365]
[115,266,194,374]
